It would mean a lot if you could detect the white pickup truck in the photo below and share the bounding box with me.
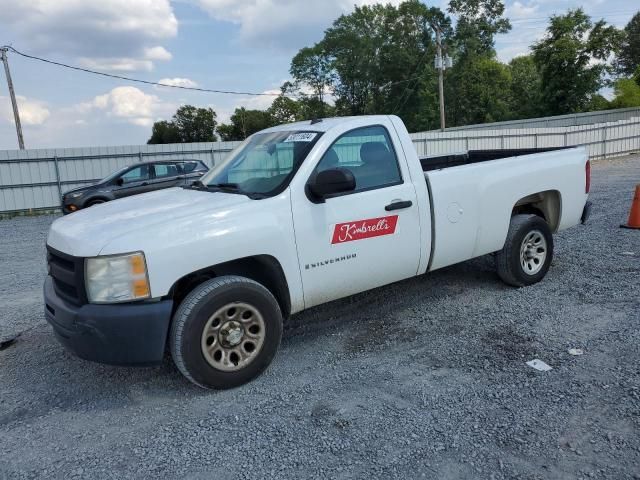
[44,115,592,389]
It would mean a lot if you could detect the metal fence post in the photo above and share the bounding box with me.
[211,147,216,167]
[52,155,63,210]
[138,151,143,163]
[602,126,608,158]
[534,133,538,149]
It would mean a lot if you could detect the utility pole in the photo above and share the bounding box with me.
[434,26,446,132]
[1,47,25,150]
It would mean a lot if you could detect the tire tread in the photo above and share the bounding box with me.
[496,214,551,287]
[169,275,280,389]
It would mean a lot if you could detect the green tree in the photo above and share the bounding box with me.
[532,9,622,115]
[445,56,512,126]
[615,12,640,77]
[448,0,511,56]
[610,77,640,108]
[290,0,452,131]
[508,55,542,119]
[444,0,512,126]
[267,95,300,124]
[147,120,180,144]
[290,45,334,105]
[148,105,218,144]
[217,108,274,141]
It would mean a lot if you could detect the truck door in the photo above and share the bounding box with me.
[291,124,421,308]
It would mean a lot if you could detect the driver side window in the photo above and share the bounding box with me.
[120,165,150,184]
[313,125,402,193]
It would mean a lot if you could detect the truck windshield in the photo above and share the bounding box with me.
[200,130,323,197]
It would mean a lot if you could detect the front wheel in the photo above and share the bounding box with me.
[495,214,554,287]
[170,276,283,389]
[87,199,106,207]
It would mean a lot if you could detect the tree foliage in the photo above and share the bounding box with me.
[445,56,512,125]
[508,55,543,119]
[532,8,622,115]
[148,106,218,144]
[149,3,638,143]
[217,108,274,141]
[610,77,640,108]
[615,12,640,77]
[448,0,511,56]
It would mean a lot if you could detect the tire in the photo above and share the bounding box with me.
[170,275,283,389]
[87,199,107,207]
[495,214,554,287]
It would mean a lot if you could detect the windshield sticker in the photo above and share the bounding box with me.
[284,132,317,143]
[331,215,399,244]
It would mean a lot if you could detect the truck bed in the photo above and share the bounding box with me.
[421,147,588,272]
[420,147,571,172]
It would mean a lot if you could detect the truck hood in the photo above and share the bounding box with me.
[47,187,251,257]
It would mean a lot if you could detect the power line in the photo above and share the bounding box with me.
[1,46,287,97]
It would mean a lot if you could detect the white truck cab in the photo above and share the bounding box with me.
[44,115,591,388]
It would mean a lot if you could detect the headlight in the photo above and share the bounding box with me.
[85,252,150,303]
[67,192,84,199]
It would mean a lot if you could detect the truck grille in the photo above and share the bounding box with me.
[47,246,87,305]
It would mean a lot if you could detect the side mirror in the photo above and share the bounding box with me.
[116,178,124,186]
[308,167,356,200]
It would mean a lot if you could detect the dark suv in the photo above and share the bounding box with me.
[62,160,209,213]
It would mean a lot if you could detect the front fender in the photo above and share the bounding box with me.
[99,192,305,313]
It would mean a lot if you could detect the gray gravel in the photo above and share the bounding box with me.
[1,155,639,479]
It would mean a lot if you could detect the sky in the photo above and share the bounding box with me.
[0,0,636,150]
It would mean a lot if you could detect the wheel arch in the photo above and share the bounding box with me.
[167,255,292,319]
[83,195,111,207]
[512,189,562,232]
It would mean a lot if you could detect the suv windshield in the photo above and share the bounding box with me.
[200,130,322,197]
[99,166,129,184]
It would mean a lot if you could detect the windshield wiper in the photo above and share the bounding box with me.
[185,181,265,199]
[208,182,240,190]
[185,180,209,191]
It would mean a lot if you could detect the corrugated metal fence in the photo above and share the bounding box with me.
[410,116,640,158]
[438,106,640,131]
[1,113,639,215]
[0,141,240,214]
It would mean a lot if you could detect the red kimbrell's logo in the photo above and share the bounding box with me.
[331,215,398,244]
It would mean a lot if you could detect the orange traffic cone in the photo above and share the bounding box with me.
[621,184,640,230]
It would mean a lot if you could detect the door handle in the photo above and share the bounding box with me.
[141,182,149,186]
[385,200,413,211]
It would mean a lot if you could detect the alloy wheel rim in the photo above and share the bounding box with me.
[519,229,547,276]
[200,302,266,372]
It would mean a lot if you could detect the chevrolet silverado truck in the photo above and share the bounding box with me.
[44,115,592,389]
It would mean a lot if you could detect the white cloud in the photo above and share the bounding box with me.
[0,0,177,70]
[144,46,173,61]
[77,45,173,72]
[190,0,403,48]
[78,57,155,72]
[0,96,50,126]
[157,78,199,88]
[75,86,175,126]
[506,1,540,20]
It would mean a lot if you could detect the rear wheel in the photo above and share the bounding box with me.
[170,276,282,389]
[495,214,554,287]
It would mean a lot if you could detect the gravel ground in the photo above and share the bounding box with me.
[0,155,639,479]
